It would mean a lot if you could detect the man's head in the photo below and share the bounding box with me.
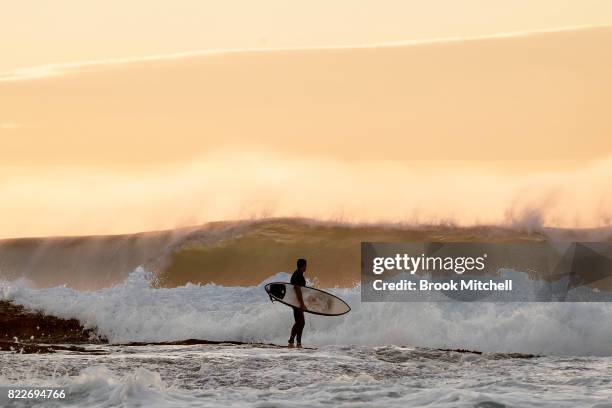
[297,258,307,273]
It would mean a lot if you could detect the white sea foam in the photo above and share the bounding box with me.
[1,268,612,356]
[2,344,611,407]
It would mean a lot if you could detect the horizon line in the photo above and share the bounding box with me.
[1,24,610,82]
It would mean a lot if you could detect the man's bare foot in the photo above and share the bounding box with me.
[287,342,295,348]
[296,343,303,348]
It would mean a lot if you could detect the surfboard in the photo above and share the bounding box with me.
[264,282,351,316]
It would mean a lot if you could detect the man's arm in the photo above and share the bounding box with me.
[294,286,306,309]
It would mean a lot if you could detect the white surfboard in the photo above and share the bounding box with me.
[265,282,350,316]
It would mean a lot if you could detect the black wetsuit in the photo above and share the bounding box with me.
[289,270,306,344]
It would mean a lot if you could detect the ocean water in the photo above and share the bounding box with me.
[1,343,612,408]
[1,270,612,407]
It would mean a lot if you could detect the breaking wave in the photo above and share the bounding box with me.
[2,218,611,290]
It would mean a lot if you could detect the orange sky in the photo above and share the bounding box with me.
[2,26,611,166]
[1,3,611,237]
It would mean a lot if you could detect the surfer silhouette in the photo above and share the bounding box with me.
[288,258,307,348]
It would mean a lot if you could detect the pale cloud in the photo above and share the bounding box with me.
[0,122,22,129]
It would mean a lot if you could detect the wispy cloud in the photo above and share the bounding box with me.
[0,24,609,82]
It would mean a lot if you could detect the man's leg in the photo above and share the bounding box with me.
[295,310,305,346]
[289,308,300,345]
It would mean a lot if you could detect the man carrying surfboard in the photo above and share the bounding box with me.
[288,258,307,348]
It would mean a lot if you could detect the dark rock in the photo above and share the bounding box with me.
[0,300,105,345]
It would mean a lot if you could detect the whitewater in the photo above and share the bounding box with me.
[2,268,612,355]
[1,269,612,407]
